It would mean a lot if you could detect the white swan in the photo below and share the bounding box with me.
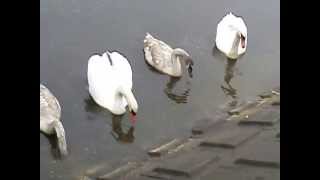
[40,84,68,156]
[143,33,193,77]
[215,12,247,59]
[87,51,138,119]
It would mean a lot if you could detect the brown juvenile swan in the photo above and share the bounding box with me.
[143,33,193,77]
[40,84,68,156]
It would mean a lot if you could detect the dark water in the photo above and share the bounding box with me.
[40,0,279,179]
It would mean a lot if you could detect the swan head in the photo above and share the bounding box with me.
[185,58,194,78]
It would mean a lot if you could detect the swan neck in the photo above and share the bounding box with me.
[172,48,190,57]
[171,51,179,65]
[230,33,241,56]
[119,87,138,113]
[53,121,68,156]
[170,52,181,76]
[171,48,190,75]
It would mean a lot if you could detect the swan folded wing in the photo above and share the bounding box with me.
[220,14,247,35]
[88,55,113,80]
[40,86,61,118]
[88,55,114,98]
[150,45,163,65]
[40,98,60,121]
[149,43,171,67]
[109,52,132,83]
[216,24,237,54]
[235,17,247,34]
[88,52,132,85]
[89,54,113,70]
[157,39,172,49]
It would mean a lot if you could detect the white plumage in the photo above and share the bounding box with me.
[215,12,248,59]
[87,51,138,115]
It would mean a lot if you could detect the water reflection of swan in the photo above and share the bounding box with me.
[84,95,109,119]
[164,77,191,104]
[212,39,241,107]
[111,115,135,143]
[84,96,135,143]
[221,59,239,106]
[40,84,68,157]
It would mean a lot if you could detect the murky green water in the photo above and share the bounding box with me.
[40,0,279,179]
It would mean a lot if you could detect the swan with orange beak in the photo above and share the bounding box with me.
[88,51,139,125]
[215,12,247,59]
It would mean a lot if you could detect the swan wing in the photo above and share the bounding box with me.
[150,41,173,67]
[108,51,133,89]
[40,84,61,120]
[87,53,116,105]
[87,54,113,85]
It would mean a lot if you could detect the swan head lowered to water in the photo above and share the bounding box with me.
[215,12,247,60]
[143,33,194,77]
[87,51,138,124]
[40,84,68,156]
